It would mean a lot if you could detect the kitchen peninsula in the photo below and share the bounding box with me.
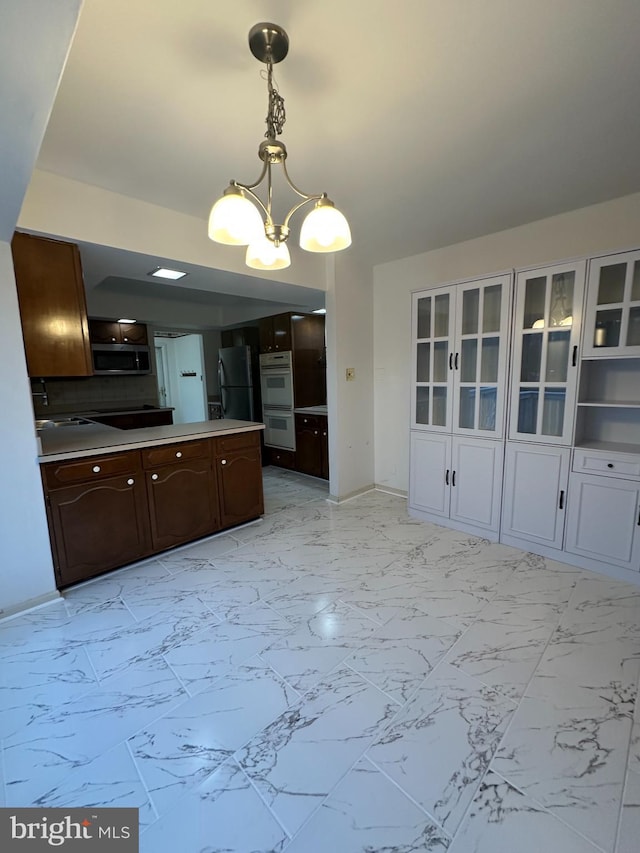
[38,418,265,589]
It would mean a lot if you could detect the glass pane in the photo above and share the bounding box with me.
[460,339,477,383]
[542,388,566,437]
[483,285,502,333]
[481,337,499,382]
[434,294,449,337]
[433,387,447,427]
[479,387,497,431]
[417,297,431,339]
[416,387,429,424]
[433,341,448,382]
[458,387,475,429]
[627,307,640,346]
[416,343,430,382]
[517,389,538,434]
[545,331,570,382]
[632,261,640,301]
[594,309,622,348]
[462,289,479,335]
[549,272,575,327]
[597,263,626,304]
[521,334,543,382]
[523,276,546,329]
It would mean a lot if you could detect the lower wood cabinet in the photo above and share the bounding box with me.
[295,413,329,479]
[41,430,264,588]
[43,451,151,588]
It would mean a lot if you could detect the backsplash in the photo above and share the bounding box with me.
[32,375,159,416]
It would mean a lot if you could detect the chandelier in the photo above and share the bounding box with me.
[208,22,351,271]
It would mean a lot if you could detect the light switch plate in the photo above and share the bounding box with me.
[346,367,355,381]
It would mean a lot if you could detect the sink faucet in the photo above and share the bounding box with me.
[32,377,48,407]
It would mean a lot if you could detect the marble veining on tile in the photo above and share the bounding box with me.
[1,467,639,853]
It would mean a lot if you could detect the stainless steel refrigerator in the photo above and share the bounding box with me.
[217,345,255,420]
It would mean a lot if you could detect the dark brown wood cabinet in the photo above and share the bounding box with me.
[89,319,149,345]
[41,430,264,588]
[259,313,293,353]
[214,431,264,527]
[143,440,219,552]
[295,413,329,479]
[11,232,92,377]
[43,450,151,588]
[91,409,173,430]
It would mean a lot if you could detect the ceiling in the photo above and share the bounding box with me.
[30,0,640,324]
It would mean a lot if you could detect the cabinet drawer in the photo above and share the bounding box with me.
[43,450,142,489]
[573,448,640,480]
[295,413,327,429]
[267,447,296,469]
[214,430,260,456]
[142,439,211,469]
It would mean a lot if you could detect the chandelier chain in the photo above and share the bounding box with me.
[265,60,286,139]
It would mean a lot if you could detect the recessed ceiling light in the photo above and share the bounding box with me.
[118,318,136,324]
[312,308,326,314]
[148,267,188,280]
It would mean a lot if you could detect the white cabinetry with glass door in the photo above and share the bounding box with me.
[411,274,511,438]
[508,260,585,445]
[410,274,511,540]
[582,250,640,357]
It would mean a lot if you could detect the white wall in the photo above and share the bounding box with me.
[0,243,58,615]
[326,250,375,500]
[373,191,640,494]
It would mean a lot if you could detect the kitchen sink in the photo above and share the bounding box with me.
[35,417,94,429]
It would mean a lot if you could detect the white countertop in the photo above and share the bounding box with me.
[293,406,328,415]
[37,419,265,463]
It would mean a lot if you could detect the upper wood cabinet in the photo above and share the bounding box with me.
[89,319,148,345]
[11,232,92,377]
[259,313,293,352]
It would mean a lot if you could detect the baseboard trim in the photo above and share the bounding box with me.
[374,484,408,499]
[327,483,375,504]
[0,590,62,623]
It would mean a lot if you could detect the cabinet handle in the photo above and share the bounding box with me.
[445,468,449,485]
[454,352,459,370]
[607,463,614,469]
[449,353,453,370]
[304,418,308,423]
[452,470,456,486]
[221,459,227,465]
[127,478,134,486]
[314,430,318,435]
[323,431,327,436]
[558,490,565,510]
[123,337,129,342]
[572,345,578,367]
[175,451,182,458]
[92,465,101,473]
[151,473,158,481]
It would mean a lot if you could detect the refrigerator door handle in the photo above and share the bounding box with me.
[218,359,226,417]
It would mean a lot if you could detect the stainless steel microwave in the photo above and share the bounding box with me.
[91,343,151,375]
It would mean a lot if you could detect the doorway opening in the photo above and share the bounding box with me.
[154,332,207,424]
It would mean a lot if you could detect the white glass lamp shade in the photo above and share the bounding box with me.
[208,187,264,246]
[299,200,351,253]
[246,237,291,271]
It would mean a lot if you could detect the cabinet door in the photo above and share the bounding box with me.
[509,261,585,444]
[295,416,324,478]
[502,443,569,549]
[89,319,121,343]
[47,474,151,587]
[450,436,503,533]
[215,447,264,527]
[409,432,451,517]
[119,322,148,345]
[272,314,292,351]
[452,275,511,438]
[411,287,454,431]
[259,317,274,352]
[11,232,92,377]
[146,459,219,551]
[320,419,330,480]
[565,473,640,570]
[583,250,640,357]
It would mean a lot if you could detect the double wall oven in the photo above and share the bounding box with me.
[260,351,295,450]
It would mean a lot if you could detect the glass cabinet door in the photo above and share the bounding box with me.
[411,287,454,430]
[583,250,640,357]
[509,261,586,444]
[452,275,511,438]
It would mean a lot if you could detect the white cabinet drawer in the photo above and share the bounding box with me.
[573,449,640,480]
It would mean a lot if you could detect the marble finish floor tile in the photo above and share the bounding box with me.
[2,468,639,853]
[367,662,516,836]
